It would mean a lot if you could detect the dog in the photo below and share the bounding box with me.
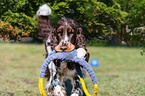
[44,18,90,96]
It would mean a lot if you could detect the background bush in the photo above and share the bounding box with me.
[0,0,144,51]
[87,38,107,46]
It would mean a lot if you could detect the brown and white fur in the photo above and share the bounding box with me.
[43,18,89,96]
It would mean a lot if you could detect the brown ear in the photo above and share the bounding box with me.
[85,52,90,62]
[75,27,86,49]
[50,28,58,50]
[76,28,90,62]
[44,28,58,57]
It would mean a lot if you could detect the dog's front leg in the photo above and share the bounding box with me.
[53,85,66,96]
[52,74,66,96]
[71,79,84,96]
[46,61,56,94]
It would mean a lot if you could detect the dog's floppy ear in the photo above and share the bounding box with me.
[75,27,90,62]
[75,27,86,49]
[45,28,58,50]
[50,28,58,50]
[44,27,58,57]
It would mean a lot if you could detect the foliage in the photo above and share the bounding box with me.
[116,0,145,47]
[0,10,37,40]
[50,0,127,39]
[87,38,107,46]
[0,0,144,52]
[0,0,126,41]
[0,20,23,40]
[0,0,46,40]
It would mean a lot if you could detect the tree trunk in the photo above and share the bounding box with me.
[117,24,124,46]
[123,25,132,46]
[117,32,122,46]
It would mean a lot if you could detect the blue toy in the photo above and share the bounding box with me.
[90,59,99,67]
[39,49,98,96]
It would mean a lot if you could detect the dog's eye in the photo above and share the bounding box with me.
[57,29,63,36]
[68,29,72,33]
[57,29,63,33]
[59,29,62,32]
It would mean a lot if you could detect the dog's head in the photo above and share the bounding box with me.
[54,18,81,52]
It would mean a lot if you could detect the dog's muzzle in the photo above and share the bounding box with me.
[55,36,75,52]
[55,42,75,52]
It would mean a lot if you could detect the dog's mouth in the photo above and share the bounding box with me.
[55,43,75,52]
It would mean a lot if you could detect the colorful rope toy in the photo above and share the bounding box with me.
[39,49,98,96]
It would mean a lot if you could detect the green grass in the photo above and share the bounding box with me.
[0,41,145,96]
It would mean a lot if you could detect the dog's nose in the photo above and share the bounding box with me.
[60,40,68,51]
[59,36,70,51]
[60,46,68,51]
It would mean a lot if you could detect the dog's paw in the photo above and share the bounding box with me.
[71,87,84,96]
[53,85,66,96]
[47,92,54,96]
[70,93,79,96]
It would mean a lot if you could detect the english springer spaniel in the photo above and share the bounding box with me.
[43,18,90,96]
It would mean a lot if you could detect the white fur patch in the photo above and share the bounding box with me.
[59,62,76,86]
[45,39,52,55]
[47,61,56,89]
[70,93,79,96]
[53,85,66,96]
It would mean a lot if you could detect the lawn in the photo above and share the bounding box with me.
[0,40,145,96]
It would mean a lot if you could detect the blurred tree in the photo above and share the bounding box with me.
[0,0,55,40]
[116,0,145,46]
[98,0,115,7]
[0,0,38,40]
[50,0,126,40]
[0,0,144,51]
[0,0,126,41]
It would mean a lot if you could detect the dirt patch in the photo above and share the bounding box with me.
[22,79,37,85]
[24,90,32,94]
[1,91,15,96]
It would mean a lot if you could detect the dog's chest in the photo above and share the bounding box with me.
[58,62,76,78]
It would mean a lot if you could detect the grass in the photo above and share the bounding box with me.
[0,40,145,96]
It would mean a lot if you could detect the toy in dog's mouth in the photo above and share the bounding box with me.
[39,50,98,96]
[55,43,75,52]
